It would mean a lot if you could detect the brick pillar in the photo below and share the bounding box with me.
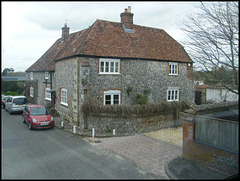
[180,109,195,159]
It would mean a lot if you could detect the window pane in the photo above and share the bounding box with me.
[169,65,171,74]
[175,90,178,100]
[110,62,114,72]
[175,65,178,74]
[115,62,119,73]
[100,62,104,72]
[168,91,171,100]
[113,95,119,104]
[105,62,109,72]
[172,65,175,74]
[171,90,174,100]
[105,95,111,105]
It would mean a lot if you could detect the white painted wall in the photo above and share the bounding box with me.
[206,88,238,102]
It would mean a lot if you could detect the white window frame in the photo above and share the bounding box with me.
[30,72,33,80]
[103,90,121,105]
[45,72,49,80]
[99,58,120,74]
[169,62,178,75]
[45,87,51,101]
[167,87,179,102]
[60,88,68,106]
[30,87,34,97]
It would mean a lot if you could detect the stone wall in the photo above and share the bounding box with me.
[25,71,55,107]
[54,56,195,127]
[55,58,78,122]
[85,114,175,136]
[89,58,195,105]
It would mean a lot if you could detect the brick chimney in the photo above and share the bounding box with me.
[120,6,134,30]
[62,23,69,40]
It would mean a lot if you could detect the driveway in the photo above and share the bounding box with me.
[94,134,182,179]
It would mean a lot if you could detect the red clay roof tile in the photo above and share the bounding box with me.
[26,19,192,72]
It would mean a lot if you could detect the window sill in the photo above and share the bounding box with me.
[45,98,52,101]
[61,102,68,107]
[99,72,121,75]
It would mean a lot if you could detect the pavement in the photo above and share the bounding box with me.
[54,116,239,180]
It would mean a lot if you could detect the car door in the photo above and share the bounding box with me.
[5,97,12,111]
[23,106,30,123]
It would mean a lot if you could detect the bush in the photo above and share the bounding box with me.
[136,94,149,105]
[81,96,190,119]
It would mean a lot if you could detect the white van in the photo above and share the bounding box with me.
[5,96,28,114]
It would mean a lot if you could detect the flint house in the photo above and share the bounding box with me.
[26,7,194,125]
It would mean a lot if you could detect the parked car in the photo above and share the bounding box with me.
[2,96,11,109]
[22,104,54,130]
[5,96,28,114]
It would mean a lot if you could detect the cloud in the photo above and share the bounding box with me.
[2,1,199,72]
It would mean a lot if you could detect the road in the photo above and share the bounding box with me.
[1,109,158,179]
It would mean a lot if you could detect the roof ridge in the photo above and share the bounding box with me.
[74,20,99,55]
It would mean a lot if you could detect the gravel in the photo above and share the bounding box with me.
[144,127,183,147]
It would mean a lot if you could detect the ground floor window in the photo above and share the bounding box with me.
[30,87,34,97]
[60,88,68,106]
[167,88,179,101]
[103,90,121,105]
[45,87,51,101]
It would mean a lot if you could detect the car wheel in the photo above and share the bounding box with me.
[28,122,32,130]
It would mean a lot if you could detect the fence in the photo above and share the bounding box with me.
[194,115,238,153]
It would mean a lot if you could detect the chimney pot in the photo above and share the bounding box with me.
[128,6,131,13]
[62,24,70,40]
[120,7,134,30]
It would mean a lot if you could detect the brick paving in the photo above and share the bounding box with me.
[97,134,182,179]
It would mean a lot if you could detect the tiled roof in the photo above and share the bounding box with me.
[26,19,192,72]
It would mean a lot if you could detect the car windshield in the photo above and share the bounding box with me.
[30,107,49,116]
[4,97,9,101]
[13,98,27,105]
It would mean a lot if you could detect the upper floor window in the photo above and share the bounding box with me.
[45,72,49,79]
[30,72,33,80]
[45,87,51,101]
[169,62,178,75]
[99,58,120,74]
[103,90,121,105]
[60,88,68,106]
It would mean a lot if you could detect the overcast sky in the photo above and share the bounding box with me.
[2,1,200,72]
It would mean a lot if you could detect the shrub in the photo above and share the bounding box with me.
[136,94,149,105]
[81,96,190,119]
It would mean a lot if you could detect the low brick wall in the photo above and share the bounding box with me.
[85,114,175,136]
[181,103,238,169]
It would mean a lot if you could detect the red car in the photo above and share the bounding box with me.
[22,104,54,130]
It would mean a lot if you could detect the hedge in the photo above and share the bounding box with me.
[81,96,190,119]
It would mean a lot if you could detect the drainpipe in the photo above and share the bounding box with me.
[77,59,80,126]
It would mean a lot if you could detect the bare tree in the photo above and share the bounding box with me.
[180,2,239,95]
